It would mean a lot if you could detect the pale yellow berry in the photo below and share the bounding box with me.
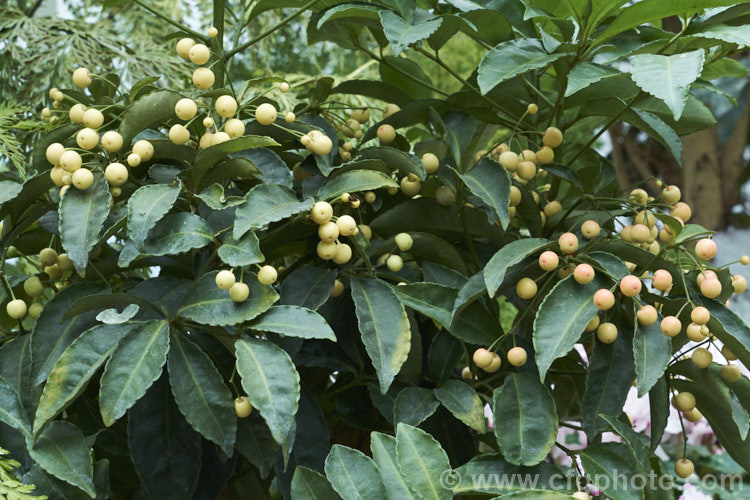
[127,153,142,167]
[208,26,218,38]
[60,150,82,172]
[189,43,211,65]
[216,270,236,290]
[175,98,198,120]
[176,38,195,59]
[257,265,277,285]
[224,118,245,138]
[72,168,94,190]
[229,282,250,302]
[422,153,439,174]
[333,243,352,264]
[386,254,403,272]
[215,95,238,118]
[69,103,86,124]
[105,162,129,186]
[76,128,99,150]
[101,130,123,152]
[133,140,154,161]
[193,68,215,89]
[395,233,413,252]
[311,201,333,224]
[72,67,92,88]
[169,124,191,145]
[46,142,65,165]
[255,103,277,125]
[336,215,358,236]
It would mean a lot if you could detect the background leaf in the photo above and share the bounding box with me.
[324,444,387,500]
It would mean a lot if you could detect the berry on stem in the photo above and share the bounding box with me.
[215,270,236,290]
[593,289,615,311]
[229,282,250,302]
[516,277,537,299]
[257,265,277,285]
[234,397,253,418]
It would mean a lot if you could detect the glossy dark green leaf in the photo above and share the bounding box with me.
[280,266,337,310]
[167,333,236,455]
[459,157,511,229]
[582,327,635,439]
[649,375,669,453]
[62,292,165,321]
[380,11,442,56]
[395,423,451,500]
[350,277,411,394]
[0,180,23,206]
[477,38,565,94]
[193,135,279,186]
[355,147,426,180]
[233,183,314,239]
[0,334,35,411]
[140,212,213,256]
[434,380,486,433]
[534,276,608,380]
[99,320,170,426]
[492,373,557,466]
[217,231,265,267]
[128,375,201,500]
[290,466,342,500]
[197,183,246,210]
[633,317,671,397]
[451,273,486,319]
[485,238,550,297]
[599,414,650,473]
[118,89,181,146]
[579,443,641,500]
[315,170,398,201]
[427,330,464,386]
[33,323,135,436]
[235,337,300,445]
[247,305,335,340]
[0,375,30,438]
[30,283,105,386]
[127,183,180,243]
[452,453,563,495]
[630,50,704,120]
[370,432,415,500]
[393,387,440,427]
[58,174,111,274]
[632,109,683,166]
[324,444,386,500]
[177,271,279,326]
[236,413,279,477]
[699,299,750,370]
[29,420,95,497]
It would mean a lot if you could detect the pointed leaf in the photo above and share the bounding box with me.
[393,387,440,427]
[33,323,135,436]
[217,231,265,267]
[579,443,641,500]
[128,376,201,500]
[633,317,671,397]
[492,373,558,466]
[350,277,411,394]
[178,271,279,326]
[395,423,451,500]
[127,183,180,243]
[58,174,111,274]
[29,421,95,497]
[193,135,280,186]
[0,180,23,206]
[477,39,565,94]
[235,337,301,445]
[118,89,181,146]
[140,212,213,256]
[485,238,550,297]
[458,157,511,229]
[30,283,105,386]
[630,50,705,120]
[233,183,314,239]
[247,305,335,340]
[279,266,337,310]
[534,275,608,380]
[355,147,426,180]
[565,62,620,97]
[632,109,683,166]
[730,391,750,440]
[0,375,31,438]
[380,11,443,56]
[324,444,387,500]
[196,183,246,210]
[315,170,398,201]
[167,333,236,455]
[434,380,486,433]
[99,320,170,426]
[370,432,415,500]
[291,466,342,500]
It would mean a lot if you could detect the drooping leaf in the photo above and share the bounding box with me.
[127,183,180,243]
[29,421,95,497]
[393,387,440,427]
[118,89,181,146]
[247,305,336,340]
[427,330,464,386]
[492,373,558,466]
[290,466,342,500]
[633,317,671,397]
[630,50,705,120]
[485,238,550,297]
[315,170,399,201]
[0,375,30,438]
[370,432,415,500]
[379,11,443,56]
[649,375,669,453]
[99,320,170,427]
[355,147,426,180]
[632,109,683,166]
[458,157,512,228]
[233,183,314,239]
[434,380,487,433]
[58,174,111,274]
[0,180,23,206]
[167,333,236,456]
[579,443,641,500]
[140,212,214,256]
[395,423,451,500]
[177,271,279,326]
[196,183,246,210]
[193,135,280,186]
[477,38,565,94]
[217,231,265,267]
[235,337,301,445]
[350,277,411,394]
[324,444,387,500]
[565,62,620,97]
[581,328,636,439]
[33,323,135,436]
[534,275,608,380]
[280,266,337,310]
[128,375,201,500]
